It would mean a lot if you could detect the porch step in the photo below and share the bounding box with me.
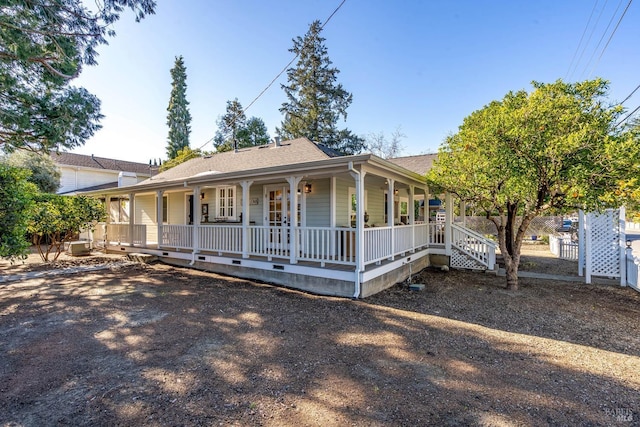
[127,253,158,264]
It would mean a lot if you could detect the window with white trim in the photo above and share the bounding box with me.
[217,186,235,219]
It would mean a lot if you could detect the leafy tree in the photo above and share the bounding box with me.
[166,55,192,159]
[240,117,270,147]
[159,147,206,172]
[27,194,105,262]
[214,99,247,152]
[367,127,406,159]
[214,99,270,152]
[0,0,155,153]
[428,79,639,290]
[2,151,60,193]
[0,164,36,261]
[278,20,364,155]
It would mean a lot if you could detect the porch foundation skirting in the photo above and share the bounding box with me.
[106,244,435,298]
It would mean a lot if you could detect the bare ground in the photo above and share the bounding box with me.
[1,249,639,426]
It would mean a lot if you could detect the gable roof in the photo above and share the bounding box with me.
[145,138,341,184]
[387,153,438,176]
[52,152,153,176]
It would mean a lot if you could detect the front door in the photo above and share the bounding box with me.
[265,186,289,250]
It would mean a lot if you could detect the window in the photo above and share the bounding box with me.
[348,187,367,226]
[109,197,129,222]
[162,195,168,223]
[218,186,235,218]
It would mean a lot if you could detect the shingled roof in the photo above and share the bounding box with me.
[144,138,342,184]
[52,152,153,176]
[387,153,438,176]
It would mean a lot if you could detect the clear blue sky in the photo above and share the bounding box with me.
[72,0,640,164]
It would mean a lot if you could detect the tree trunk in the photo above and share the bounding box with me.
[504,255,519,290]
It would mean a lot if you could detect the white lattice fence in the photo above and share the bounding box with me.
[450,247,488,270]
[584,209,625,284]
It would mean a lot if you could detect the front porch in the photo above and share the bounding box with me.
[86,150,496,297]
[93,218,494,298]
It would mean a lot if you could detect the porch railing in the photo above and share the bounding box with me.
[297,227,355,265]
[161,224,192,249]
[248,226,290,259]
[107,223,147,246]
[451,223,496,270]
[199,224,242,254]
[104,222,472,268]
[626,251,640,292]
[428,223,445,245]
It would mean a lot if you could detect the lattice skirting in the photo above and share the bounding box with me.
[450,247,487,270]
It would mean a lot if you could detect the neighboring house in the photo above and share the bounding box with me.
[52,152,157,195]
[84,138,495,298]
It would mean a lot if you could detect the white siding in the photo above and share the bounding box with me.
[249,186,263,225]
[367,184,385,226]
[335,176,352,227]
[169,192,186,224]
[135,194,157,243]
[305,178,330,227]
[58,167,118,194]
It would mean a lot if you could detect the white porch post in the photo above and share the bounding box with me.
[357,170,367,269]
[286,176,303,264]
[240,180,253,259]
[128,193,135,246]
[460,200,466,227]
[620,206,627,287]
[156,190,164,247]
[445,192,453,255]
[585,211,592,284]
[330,176,336,258]
[409,184,415,252]
[578,210,585,276]
[192,186,201,258]
[387,179,395,260]
[425,186,430,245]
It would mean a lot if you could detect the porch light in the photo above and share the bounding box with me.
[304,183,312,193]
[394,189,398,195]
[627,240,633,249]
[200,192,205,200]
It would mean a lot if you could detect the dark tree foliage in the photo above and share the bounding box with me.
[278,20,364,155]
[2,151,60,193]
[166,55,192,159]
[0,0,156,153]
[0,165,36,261]
[214,99,270,152]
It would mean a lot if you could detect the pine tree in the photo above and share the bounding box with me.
[166,56,192,159]
[278,20,364,155]
[214,100,270,152]
[214,99,247,152]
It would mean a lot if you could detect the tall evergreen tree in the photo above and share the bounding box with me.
[166,56,192,159]
[278,20,364,155]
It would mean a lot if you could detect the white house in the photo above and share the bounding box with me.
[52,152,157,195]
[85,138,495,298]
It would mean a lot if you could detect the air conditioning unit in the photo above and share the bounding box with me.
[68,241,90,256]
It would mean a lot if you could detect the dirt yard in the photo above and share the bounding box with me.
[1,249,639,426]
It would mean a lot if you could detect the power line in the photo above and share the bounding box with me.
[620,83,640,105]
[565,0,599,80]
[197,0,347,151]
[587,0,633,78]
[568,0,609,81]
[580,0,625,79]
[617,104,640,126]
